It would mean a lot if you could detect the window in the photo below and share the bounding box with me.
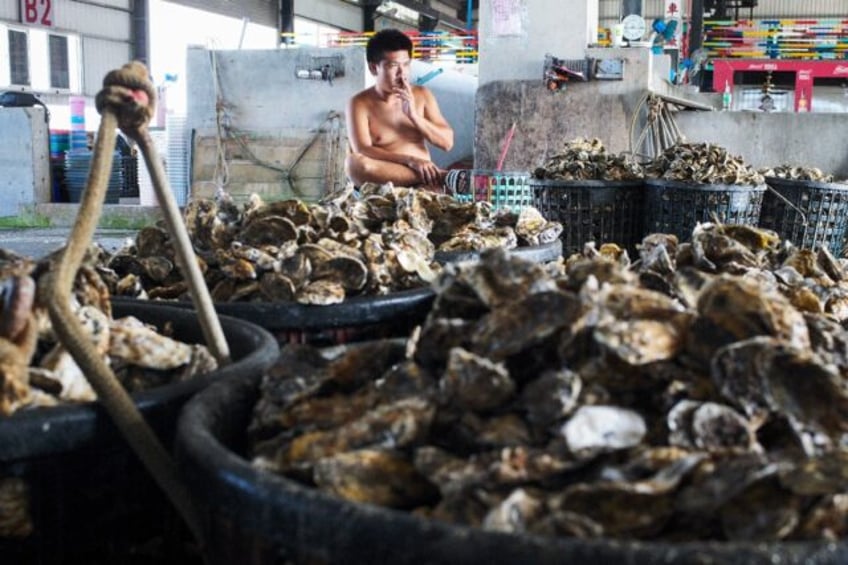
[49,34,69,89]
[9,30,30,86]
[0,26,80,92]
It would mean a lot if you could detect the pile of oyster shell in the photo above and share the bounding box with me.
[759,165,842,184]
[249,222,848,543]
[0,246,217,417]
[533,138,643,181]
[105,184,562,305]
[646,142,765,186]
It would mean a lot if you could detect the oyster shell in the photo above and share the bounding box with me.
[312,448,438,509]
[561,405,646,456]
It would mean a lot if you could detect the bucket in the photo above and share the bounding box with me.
[175,344,848,565]
[64,149,122,204]
[48,130,70,159]
[0,301,278,564]
[644,179,766,243]
[69,96,88,151]
[758,176,848,255]
[49,131,71,201]
[530,179,644,256]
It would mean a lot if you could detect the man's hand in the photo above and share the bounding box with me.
[394,76,417,121]
[405,156,441,186]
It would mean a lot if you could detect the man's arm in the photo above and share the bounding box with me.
[404,85,454,152]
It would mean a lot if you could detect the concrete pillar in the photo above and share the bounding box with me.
[0,107,50,214]
[479,0,598,86]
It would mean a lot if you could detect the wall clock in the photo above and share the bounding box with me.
[621,14,647,42]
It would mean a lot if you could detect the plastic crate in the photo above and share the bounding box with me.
[452,170,533,211]
[530,179,644,256]
[121,154,139,198]
[758,176,848,255]
[644,179,766,243]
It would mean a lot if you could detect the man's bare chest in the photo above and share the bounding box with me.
[369,105,420,146]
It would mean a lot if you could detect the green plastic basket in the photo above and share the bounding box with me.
[454,170,533,211]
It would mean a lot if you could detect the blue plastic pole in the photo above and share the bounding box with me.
[466,0,473,30]
[416,68,444,85]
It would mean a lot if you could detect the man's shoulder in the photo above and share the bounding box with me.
[412,85,435,99]
[352,86,377,101]
[350,87,378,110]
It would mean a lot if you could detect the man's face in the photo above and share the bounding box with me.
[370,50,411,92]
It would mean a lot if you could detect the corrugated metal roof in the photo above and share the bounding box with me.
[161,0,278,29]
[753,0,847,18]
[56,2,131,39]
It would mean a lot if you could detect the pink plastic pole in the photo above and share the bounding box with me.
[496,122,517,172]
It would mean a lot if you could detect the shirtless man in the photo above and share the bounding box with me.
[345,29,454,189]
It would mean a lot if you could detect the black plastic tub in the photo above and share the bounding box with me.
[758,176,848,255]
[176,363,848,565]
[114,287,437,347]
[0,301,278,564]
[644,179,766,243]
[114,239,562,348]
[530,179,644,256]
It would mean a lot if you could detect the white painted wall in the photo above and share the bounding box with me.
[412,60,476,167]
[185,46,370,134]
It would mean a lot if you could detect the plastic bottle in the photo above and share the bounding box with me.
[797,89,808,113]
[721,81,732,111]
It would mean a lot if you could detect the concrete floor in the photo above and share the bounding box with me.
[0,228,136,259]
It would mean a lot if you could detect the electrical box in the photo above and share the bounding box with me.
[592,58,625,80]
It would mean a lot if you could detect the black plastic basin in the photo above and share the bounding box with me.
[0,300,278,564]
[176,353,847,565]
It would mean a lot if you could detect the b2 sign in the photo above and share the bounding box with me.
[21,0,54,27]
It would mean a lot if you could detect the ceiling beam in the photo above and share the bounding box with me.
[437,0,477,11]
[390,0,467,30]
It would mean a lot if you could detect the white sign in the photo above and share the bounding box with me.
[20,0,54,27]
[491,0,523,37]
[664,0,681,19]
[663,0,682,47]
